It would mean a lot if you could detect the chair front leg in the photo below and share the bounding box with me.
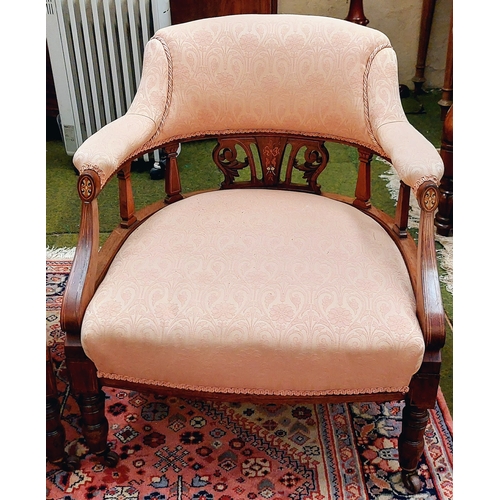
[65,344,119,467]
[398,401,429,493]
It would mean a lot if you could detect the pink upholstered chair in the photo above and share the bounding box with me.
[61,14,445,493]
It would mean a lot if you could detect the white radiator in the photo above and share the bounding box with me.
[46,0,171,157]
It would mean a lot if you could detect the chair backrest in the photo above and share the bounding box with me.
[129,14,404,156]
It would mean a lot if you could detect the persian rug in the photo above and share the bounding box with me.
[46,260,453,500]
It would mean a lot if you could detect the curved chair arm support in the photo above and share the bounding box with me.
[375,121,444,194]
[415,181,446,350]
[60,196,100,336]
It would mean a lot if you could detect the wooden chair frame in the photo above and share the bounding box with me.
[61,129,445,493]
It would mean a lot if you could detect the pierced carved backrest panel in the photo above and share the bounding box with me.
[212,135,329,193]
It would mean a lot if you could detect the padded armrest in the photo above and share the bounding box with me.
[73,37,170,187]
[365,46,443,192]
[376,121,444,193]
[73,114,157,186]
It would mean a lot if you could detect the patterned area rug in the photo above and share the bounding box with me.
[46,260,453,500]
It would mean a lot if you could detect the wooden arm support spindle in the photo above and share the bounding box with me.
[393,181,411,237]
[164,143,183,204]
[353,148,372,209]
[118,161,137,228]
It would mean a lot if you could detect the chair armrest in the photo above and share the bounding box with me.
[73,114,158,189]
[375,121,444,193]
[73,35,171,188]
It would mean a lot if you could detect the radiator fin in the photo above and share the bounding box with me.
[46,0,170,157]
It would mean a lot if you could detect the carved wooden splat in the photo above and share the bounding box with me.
[213,135,329,193]
[212,138,256,187]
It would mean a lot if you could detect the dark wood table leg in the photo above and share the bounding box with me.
[412,0,437,94]
[435,105,453,236]
[438,12,453,120]
[345,0,369,25]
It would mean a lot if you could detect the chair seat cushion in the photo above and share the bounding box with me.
[82,189,424,397]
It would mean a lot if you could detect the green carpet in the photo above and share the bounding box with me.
[46,89,452,414]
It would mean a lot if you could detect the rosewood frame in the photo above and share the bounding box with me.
[60,131,445,493]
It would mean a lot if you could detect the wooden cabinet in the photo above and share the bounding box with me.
[170,0,277,25]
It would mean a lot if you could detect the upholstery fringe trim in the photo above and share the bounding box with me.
[98,371,409,397]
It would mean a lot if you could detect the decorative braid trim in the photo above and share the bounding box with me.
[97,371,409,397]
[146,35,174,146]
[362,42,393,151]
[412,175,440,194]
[80,163,106,188]
[136,128,386,160]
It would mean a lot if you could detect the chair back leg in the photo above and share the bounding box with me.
[46,347,81,470]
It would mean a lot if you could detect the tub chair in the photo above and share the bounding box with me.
[61,14,445,493]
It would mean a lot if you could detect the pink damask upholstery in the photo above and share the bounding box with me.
[82,190,424,396]
[61,16,445,488]
[73,14,443,192]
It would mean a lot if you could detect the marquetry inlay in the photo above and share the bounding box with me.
[423,186,438,211]
[79,175,95,201]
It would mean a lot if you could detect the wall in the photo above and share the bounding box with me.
[278,0,452,90]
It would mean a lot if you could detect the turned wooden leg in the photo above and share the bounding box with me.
[77,391,118,466]
[46,394,65,463]
[65,343,119,467]
[398,402,429,493]
[435,105,453,236]
[46,347,80,471]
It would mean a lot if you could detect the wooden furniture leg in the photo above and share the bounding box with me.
[345,0,369,25]
[412,0,437,94]
[435,105,453,236]
[438,12,453,120]
[399,354,442,493]
[65,343,119,467]
[399,403,430,493]
[46,347,80,471]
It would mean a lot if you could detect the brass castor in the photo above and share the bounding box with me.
[98,449,120,468]
[402,469,422,493]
